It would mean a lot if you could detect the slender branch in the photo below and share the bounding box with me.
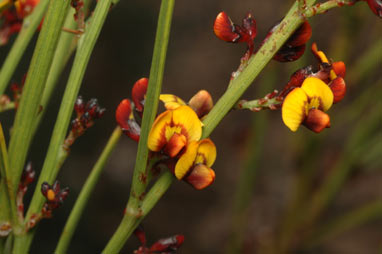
[55,127,122,254]
[0,0,49,95]
[7,0,71,228]
[13,0,115,252]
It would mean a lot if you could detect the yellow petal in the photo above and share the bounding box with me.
[172,106,202,143]
[159,94,186,110]
[195,139,216,167]
[282,88,308,132]
[147,110,173,152]
[301,77,333,112]
[175,141,199,179]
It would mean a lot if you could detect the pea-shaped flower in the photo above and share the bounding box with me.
[282,77,334,133]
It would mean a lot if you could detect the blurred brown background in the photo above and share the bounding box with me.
[1,0,381,253]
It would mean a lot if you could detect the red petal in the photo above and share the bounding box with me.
[329,77,346,104]
[185,164,215,190]
[115,99,132,130]
[332,61,346,78]
[213,12,240,42]
[366,0,382,18]
[132,78,148,112]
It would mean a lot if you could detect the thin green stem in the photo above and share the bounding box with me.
[102,171,174,254]
[55,127,122,254]
[0,125,18,232]
[126,0,175,212]
[13,0,114,252]
[0,0,49,95]
[103,1,175,251]
[7,0,71,228]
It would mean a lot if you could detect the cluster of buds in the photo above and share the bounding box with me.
[133,226,185,254]
[0,0,40,45]
[64,96,105,149]
[281,43,346,133]
[116,78,216,190]
[40,181,69,218]
[213,12,257,59]
[17,162,35,217]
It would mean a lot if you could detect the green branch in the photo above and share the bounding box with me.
[55,127,122,254]
[7,0,71,218]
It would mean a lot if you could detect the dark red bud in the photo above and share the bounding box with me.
[280,66,313,97]
[286,21,312,47]
[330,77,346,103]
[41,182,50,196]
[303,109,331,133]
[74,96,85,114]
[273,44,306,62]
[132,78,148,112]
[116,99,132,131]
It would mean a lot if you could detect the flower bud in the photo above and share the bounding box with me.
[213,12,240,43]
[188,90,213,118]
[132,78,148,112]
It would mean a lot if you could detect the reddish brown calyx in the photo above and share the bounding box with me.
[213,11,257,55]
[41,180,69,218]
[273,21,312,62]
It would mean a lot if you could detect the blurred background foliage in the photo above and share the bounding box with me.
[0,0,381,253]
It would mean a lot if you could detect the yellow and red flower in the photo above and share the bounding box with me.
[147,105,217,189]
[282,77,333,133]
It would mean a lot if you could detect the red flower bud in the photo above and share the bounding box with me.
[116,99,140,141]
[188,90,214,118]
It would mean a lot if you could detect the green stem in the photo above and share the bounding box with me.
[55,127,122,254]
[102,171,174,254]
[13,0,114,252]
[0,0,49,95]
[304,201,382,248]
[7,0,71,228]
[103,0,175,252]
[126,0,175,212]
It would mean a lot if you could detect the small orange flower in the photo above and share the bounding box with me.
[148,105,202,158]
[282,77,333,133]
